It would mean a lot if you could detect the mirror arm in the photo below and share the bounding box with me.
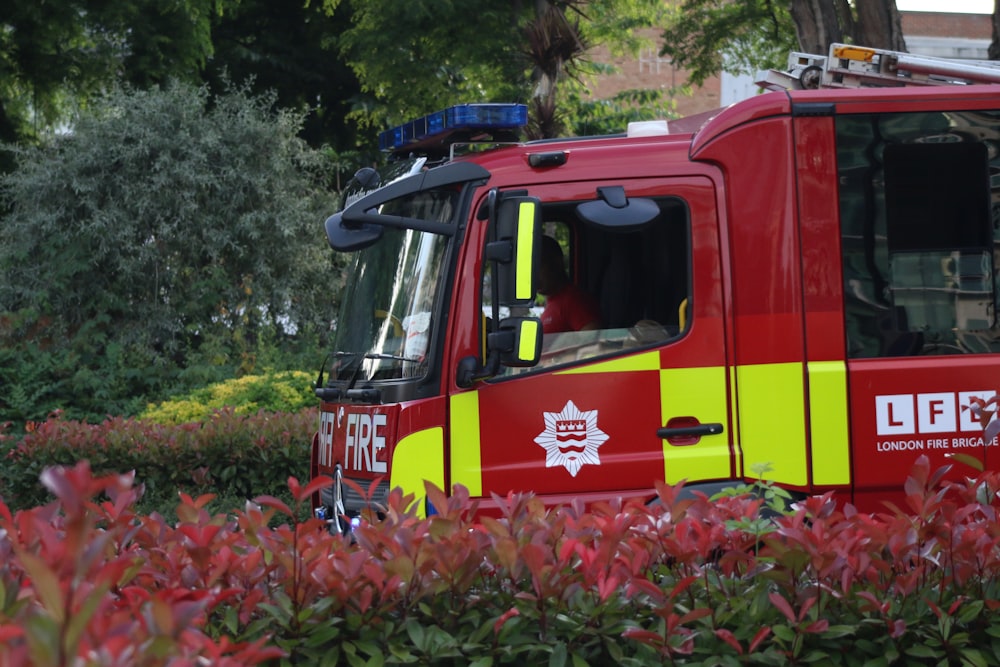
[485,240,513,263]
[455,351,502,388]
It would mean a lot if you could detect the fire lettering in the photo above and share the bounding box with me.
[318,411,335,467]
[345,413,388,473]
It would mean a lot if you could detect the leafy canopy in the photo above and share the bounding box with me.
[0,0,223,148]
[320,0,672,137]
[658,0,798,87]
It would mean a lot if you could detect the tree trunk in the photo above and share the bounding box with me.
[789,0,906,56]
[989,0,1000,60]
[855,0,907,51]
[790,0,843,54]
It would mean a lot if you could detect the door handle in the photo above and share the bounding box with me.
[657,422,724,439]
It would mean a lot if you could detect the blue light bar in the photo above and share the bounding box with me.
[378,103,528,153]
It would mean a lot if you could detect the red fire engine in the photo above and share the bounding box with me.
[312,45,1000,532]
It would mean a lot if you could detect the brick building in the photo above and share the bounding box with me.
[587,10,994,118]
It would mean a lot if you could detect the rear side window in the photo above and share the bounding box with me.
[837,109,1000,358]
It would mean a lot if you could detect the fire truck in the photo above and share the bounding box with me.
[312,44,1000,531]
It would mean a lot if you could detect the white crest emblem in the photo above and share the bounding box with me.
[534,400,609,477]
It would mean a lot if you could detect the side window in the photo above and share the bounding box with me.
[485,194,691,375]
[837,110,1000,358]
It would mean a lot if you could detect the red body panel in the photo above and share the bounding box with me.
[476,371,662,494]
[848,358,1000,508]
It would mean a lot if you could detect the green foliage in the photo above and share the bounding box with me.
[0,81,343,423]
[202,0,365,150]
[321,0,667,138]
[0,0,222,147]
[0,328,151,424]
[6,456,1000,664]
[0,408,316,517]
[567,87,683,137]
[325,0,528,132]
[140,371,317,425]
[659,0,798,86]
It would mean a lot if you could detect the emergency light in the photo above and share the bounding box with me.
[378,103,528,154]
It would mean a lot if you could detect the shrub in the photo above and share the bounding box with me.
[0,409,316,517]
[140,371,317,425]
[4,456,1000,665]
[0,80,343,425]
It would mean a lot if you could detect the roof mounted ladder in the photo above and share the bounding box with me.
[757,43,1000,91]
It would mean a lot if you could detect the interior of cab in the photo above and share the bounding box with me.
[528,196,692,369]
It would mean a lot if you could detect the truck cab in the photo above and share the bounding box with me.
[312,77,1000,531]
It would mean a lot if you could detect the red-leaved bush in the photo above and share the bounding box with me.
[3,456,1000,665]
[0,409,315,517]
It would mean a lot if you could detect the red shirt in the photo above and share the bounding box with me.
[541,284,601,333]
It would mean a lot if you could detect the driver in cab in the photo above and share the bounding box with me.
[537,235,601,334]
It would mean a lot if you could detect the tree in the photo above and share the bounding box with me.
[201,0,366,151]
[790,0,905,55]
[0,82,341,422]
[658,0,906,87]
[320,0,669,139]
[657,0,797,87]
[990,0,1000,60]
[0,0,221,152]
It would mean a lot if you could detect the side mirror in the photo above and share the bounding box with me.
[490,317,542,367]
[457,192,542,387]
[324,211,383,251]
[489,197,540,307]
[456,315,541,387]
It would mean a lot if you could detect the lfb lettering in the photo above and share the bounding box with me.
[345,413,388,473]
[876,391,992,436]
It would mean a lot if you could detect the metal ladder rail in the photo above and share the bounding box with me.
[825,44,1000,88]
[756,43,1000,91]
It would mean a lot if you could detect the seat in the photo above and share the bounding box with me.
[598,240,644,329]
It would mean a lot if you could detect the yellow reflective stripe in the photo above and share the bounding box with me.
[807,360,850,485]
[518,318,539,361]
[389,427,444,517]
[515,201,535,301]
[737,362,808,486]
[557,350,660,374]
[660,366,731,483]
[449,391,483,496]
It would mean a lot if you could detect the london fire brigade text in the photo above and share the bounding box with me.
[874,391,999,454]
[875,392,993,436]
[876,437,998,452]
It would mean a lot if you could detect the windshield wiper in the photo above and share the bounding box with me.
[315,352,422,403]
[314,351,364,401]
[364,353,423,364]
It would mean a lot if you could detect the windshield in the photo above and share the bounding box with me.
[329,187,458,383]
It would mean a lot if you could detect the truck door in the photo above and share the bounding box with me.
[449,177,735,504]
[831,104,1000,509]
